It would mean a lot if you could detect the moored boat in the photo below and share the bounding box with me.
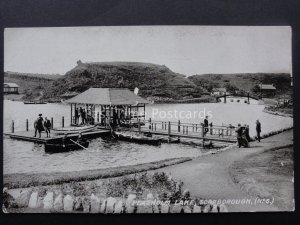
[51,125,97,135]
[44,140,89,153]
[24,101,47,104]
[113,131,161,145]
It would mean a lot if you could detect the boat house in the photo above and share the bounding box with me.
[211,88,227,96]
[259,84,276,98]
[4,83,19,94]
[65,88,150,127]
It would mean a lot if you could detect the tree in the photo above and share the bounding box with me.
[225,83,238,94]
[251,84,261,94]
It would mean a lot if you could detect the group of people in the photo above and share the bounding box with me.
[235,119,261,148]
[33,114,52,138]
[74,107,86,125]
[202,116,262,148]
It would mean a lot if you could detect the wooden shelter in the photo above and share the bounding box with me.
[65,88,150,127]
[259,84,276,98]
[4,83,19,94]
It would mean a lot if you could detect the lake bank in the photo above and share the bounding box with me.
[230,145,294,211]
[4,157,192,189]
[151,129,293,212]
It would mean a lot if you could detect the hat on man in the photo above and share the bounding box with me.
[38,114,42,116]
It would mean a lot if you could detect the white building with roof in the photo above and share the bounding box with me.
[4,83,19,94]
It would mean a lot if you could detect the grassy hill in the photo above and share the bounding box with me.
[42,61,197,102]
[4,64,292,103]
[4,72,62,100]
[188,73,292,98]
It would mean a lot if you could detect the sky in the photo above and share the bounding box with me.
[4,26,291,76]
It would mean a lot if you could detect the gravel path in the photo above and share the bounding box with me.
[153,129,293,212]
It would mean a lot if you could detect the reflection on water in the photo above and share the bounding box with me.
[3,100,293,174]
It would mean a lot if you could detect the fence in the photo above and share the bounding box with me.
[9,116,68,133]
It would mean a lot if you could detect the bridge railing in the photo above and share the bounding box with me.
[141,119,236,140]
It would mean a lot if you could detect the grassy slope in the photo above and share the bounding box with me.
[188,73,292,96]
[230,146,294,211]
[5,66,292,102]
[4,72,61,101]
[42,62,196,101]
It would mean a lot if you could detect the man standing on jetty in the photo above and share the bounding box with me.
[33,114,45,138]
[204,116,209,136]
[256,119,261,142]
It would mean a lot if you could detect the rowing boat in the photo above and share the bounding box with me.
[51,125,97,135]
[113,131,161,145]
[44,140,89,153]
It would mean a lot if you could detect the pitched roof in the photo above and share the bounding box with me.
[260,84,276,90]
[4,83,19,88]
[65,88,150,105]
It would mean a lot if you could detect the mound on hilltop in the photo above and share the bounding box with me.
[42,61,197,102]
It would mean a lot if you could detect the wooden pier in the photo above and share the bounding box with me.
[127,119,237,144]
[5,117,237,144]
[4,128,111,144]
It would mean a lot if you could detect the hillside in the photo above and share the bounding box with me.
[4,65,292,103]
[42,61,197,102]
[4,72,61,100]
[188,73,292,97]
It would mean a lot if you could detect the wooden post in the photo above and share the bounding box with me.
[97,112,100,122]
[11,120,14,133]
[51,117,53,128]
[247,92,250,104]
[71,103,73,125]
[26,119,29,131]
[224,95,227,103]
[149,118,152,130]
[178,120,180,132]
[202,124,205,148]
[168,121,171,142]
[138,119,141,133]
[62,116,64,128]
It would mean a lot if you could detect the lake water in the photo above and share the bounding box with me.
[3,100,293,174]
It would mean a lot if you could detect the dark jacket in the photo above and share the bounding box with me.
[36,117,44,130]
[256,122,261,132]
[44,120,51,129]
[204,119,208,127]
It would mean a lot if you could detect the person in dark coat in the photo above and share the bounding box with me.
[256,120,261,142]
[235,124,243,148]
[75,108,79,124]
[244,124,251,142]
[82,109,86,124]
[34,114,45,138]
[203,116,209,136]
[79,107,84,124]
[44,117,52,138]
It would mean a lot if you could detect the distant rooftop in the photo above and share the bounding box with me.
[65,88,150,105]
[4,83,19,88]
[260,84,276,90]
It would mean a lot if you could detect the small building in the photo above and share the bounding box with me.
[4,83,19,94]
[259,84,276,98]
[211,88,227,96]
[65,88,150,127]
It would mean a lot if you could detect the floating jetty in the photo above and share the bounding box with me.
[4,129,111,144]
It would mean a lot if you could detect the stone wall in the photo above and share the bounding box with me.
[3,188,228,213]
